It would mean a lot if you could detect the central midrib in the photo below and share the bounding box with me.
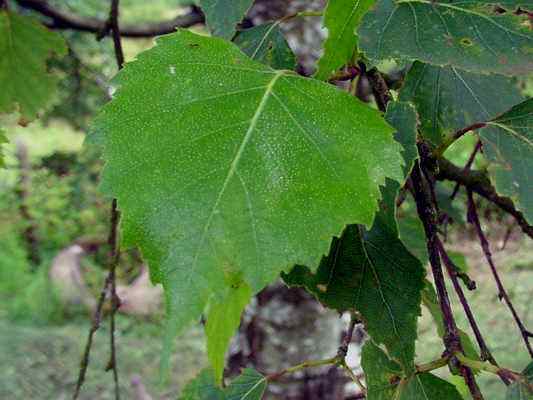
[187,70,285,278]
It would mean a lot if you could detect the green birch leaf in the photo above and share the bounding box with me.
[315,0,376,80]
[358,0,533,75]
[225,368,267,400]
[179,369,225,400]
[233,23,296,70]
[206,279,252,383]
[479,98,533,224]
[0,128,7,168]
[282,221,425,369]
[0,11,67,121]
[91,30,403,371]
[362,342,464,400]
[199,0,254,39]
[506,361,533,400]
[399,62,523,145]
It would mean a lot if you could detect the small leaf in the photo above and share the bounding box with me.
[226,368,267,400]
[179,369,225,400]
[92,30,403,372]
[206,280,252,383]
[479,98,533,224]
[506,361,533,400]
[0,11,67,120]
[233,23,296,70]
[358,0,533,75]
[399,62,523,145]
[315,0,375,80]
[362,342,464,400]
[199,0,254,39]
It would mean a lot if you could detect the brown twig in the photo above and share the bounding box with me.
[450,140,482,200]
[410,162,484,400]
[450,123,487,144]
[337,312,359,359]
[366,68,391,112]
[467,191,533,358]
[437,239,510,385]
[73,1,124,398]
[436,157,533,239]
[104,2,124,397]
[15,0,204,37]
[328,66,360,82]
[73,267,115,399]
[15,141,41,266]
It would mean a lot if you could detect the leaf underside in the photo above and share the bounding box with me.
[91,29,403,372]
[358,0,533,75]
[0,11,67,121]
[479,98,533,224]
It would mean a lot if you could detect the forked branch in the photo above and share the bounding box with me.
[467,191,533,358]
[15,0,204,37]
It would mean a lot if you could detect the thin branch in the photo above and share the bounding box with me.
[16,0,204,37]
[455,353,526,385]
[108,0,124,69]
[366,68,391,112]
[467,191,533,358]
[339,359,367,395]
[72,258,117,399]
[437,239,510,385]
[450,140,482,200]
[416,356,449,373]
[328,66,360,82]
[410,162,484,400]
[15,141,41,266]
[74,1,125,398]
[337,313,366,395]
[436,157,533,239]
[435,122,486,155]
[104,2,123,398]
[337,312,359,359]
[266,356,340,381]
